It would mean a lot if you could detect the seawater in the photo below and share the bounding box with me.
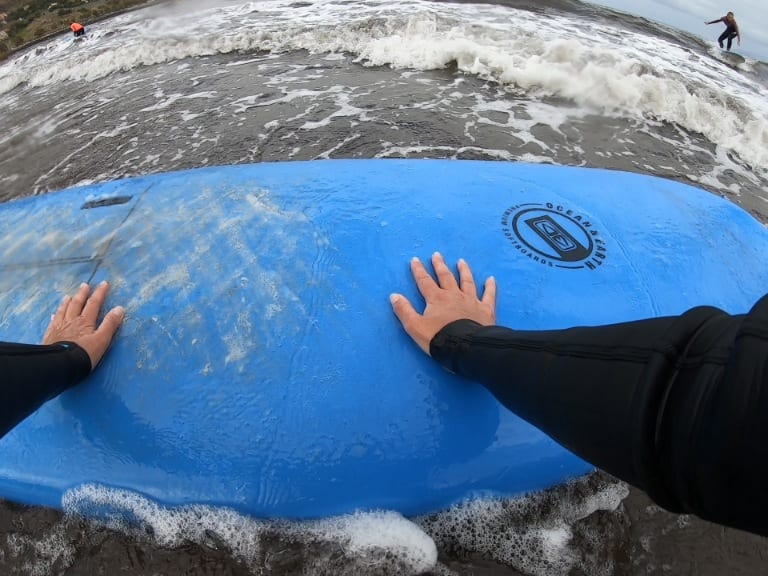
[1,0,767,574]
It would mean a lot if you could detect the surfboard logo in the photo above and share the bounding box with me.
[501,203,607,270]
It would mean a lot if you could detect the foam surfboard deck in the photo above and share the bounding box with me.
[719,50,745,64]
[1,159,767,519]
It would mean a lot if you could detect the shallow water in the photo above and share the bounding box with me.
[1,0,767,573]
[1,478,765,575]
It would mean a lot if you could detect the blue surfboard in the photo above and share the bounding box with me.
[0,160,767,519]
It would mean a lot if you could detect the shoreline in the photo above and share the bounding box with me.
[1,0,165,62]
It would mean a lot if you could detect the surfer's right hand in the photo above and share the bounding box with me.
[42,281,125,370]
[390,252,496,356]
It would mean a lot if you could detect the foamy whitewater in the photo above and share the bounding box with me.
[1,0,767,574]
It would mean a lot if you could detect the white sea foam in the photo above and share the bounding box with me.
[5,525,75,576]
[55,473,626,576]
[416,476,629,576]
[62,483,438,575]
[1,0,766,171]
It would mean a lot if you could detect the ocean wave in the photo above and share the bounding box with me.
[1,0,767,171]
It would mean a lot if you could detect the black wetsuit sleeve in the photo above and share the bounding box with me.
[430,294,768,536]
[0,342,91,440]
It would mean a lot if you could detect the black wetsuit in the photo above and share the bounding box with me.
[430,294,768,537]
[0,342,90,439]
[718,20,739,50]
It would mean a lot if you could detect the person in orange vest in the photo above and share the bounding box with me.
[70,22,85,38]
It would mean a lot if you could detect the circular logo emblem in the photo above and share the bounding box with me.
[501,203,607,270]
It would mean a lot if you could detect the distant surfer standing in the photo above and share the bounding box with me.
[705,12,740,51]
[70,22,86,38]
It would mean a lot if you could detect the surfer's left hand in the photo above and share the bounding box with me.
[390,252,496,355]
[42,281,125,370]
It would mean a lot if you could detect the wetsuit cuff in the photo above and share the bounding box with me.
[742,293,768,336]
[54,341,93,382]
[429,319,485,373]
[0,340,93,440]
